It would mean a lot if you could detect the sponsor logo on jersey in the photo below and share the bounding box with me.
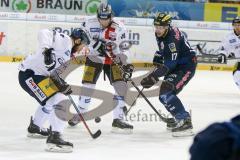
[25,77,46,101]
[168,43,176,52]
[229,39,236,43]
[90,28,101,32]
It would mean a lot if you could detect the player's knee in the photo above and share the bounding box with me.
[159,81,175,95]
[112,81,127,97]
[79,96,91,103]
[159,81,175,104]
[42,104,53,114]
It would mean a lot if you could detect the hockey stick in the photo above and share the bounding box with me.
[125,87,144,116]
[105,55,170,123]
[196,44,240,63]
[93,37,172,123]
[54,71,101,139]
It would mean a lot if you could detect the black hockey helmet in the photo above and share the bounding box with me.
[154,13,172,26]
[232,16,240,25]
[70,28,90,45]
[97,3,113,19]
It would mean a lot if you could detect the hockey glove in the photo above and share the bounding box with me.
[92,40,107,56]
[153,51,164,66]
[51,76,72,95]
[43,48,56,71]
[140,73,159,89]
[217,53,226,64]
[122,64,134,81]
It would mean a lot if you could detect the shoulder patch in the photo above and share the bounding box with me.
[173,27,180,41]
[168,43,176,52]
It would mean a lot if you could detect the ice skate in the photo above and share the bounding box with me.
[172,117,194,137]
[46,131,73,153]
[27,116,49,138]
[112,119,133,134]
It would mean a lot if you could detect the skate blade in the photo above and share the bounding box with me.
[27,133,48,139]
[172,129,195,137]
[111,127,133,134]
[45,143,73,153]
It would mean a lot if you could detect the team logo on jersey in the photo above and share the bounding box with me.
[229,39,236,43]
[168,43,176,52]
[90,28,101,32]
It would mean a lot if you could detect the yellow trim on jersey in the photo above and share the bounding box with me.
[38,78,59,97]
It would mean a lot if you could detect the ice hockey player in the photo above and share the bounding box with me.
[217,16,240,89]
[68,3,134,133]
[18,28,90,152]
[140,13,197,137]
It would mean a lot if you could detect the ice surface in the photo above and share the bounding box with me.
[0,63,239,160]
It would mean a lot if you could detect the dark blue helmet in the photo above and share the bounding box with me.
[97,3,113,19]
[70,28,90,45]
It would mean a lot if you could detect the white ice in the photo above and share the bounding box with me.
[0,63,239,160]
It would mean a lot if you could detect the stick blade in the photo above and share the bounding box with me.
[92,130,101,139]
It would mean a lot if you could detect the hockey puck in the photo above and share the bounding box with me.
[95,117,101,123]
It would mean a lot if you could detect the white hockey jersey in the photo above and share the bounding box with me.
[219,31,240,57]
[81,16,129,64]
[19,29,72,76]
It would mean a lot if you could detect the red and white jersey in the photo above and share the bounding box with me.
[81,16,129,64]
[19,29,72,76]
[219,31,240,57]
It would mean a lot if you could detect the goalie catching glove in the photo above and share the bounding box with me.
[51,76,72,95]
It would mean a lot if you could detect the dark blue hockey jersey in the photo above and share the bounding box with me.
[154,26,196,72]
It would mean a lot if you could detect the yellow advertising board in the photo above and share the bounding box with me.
[204,3,240,22]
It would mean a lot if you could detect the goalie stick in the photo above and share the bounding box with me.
[53,70,101,139]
